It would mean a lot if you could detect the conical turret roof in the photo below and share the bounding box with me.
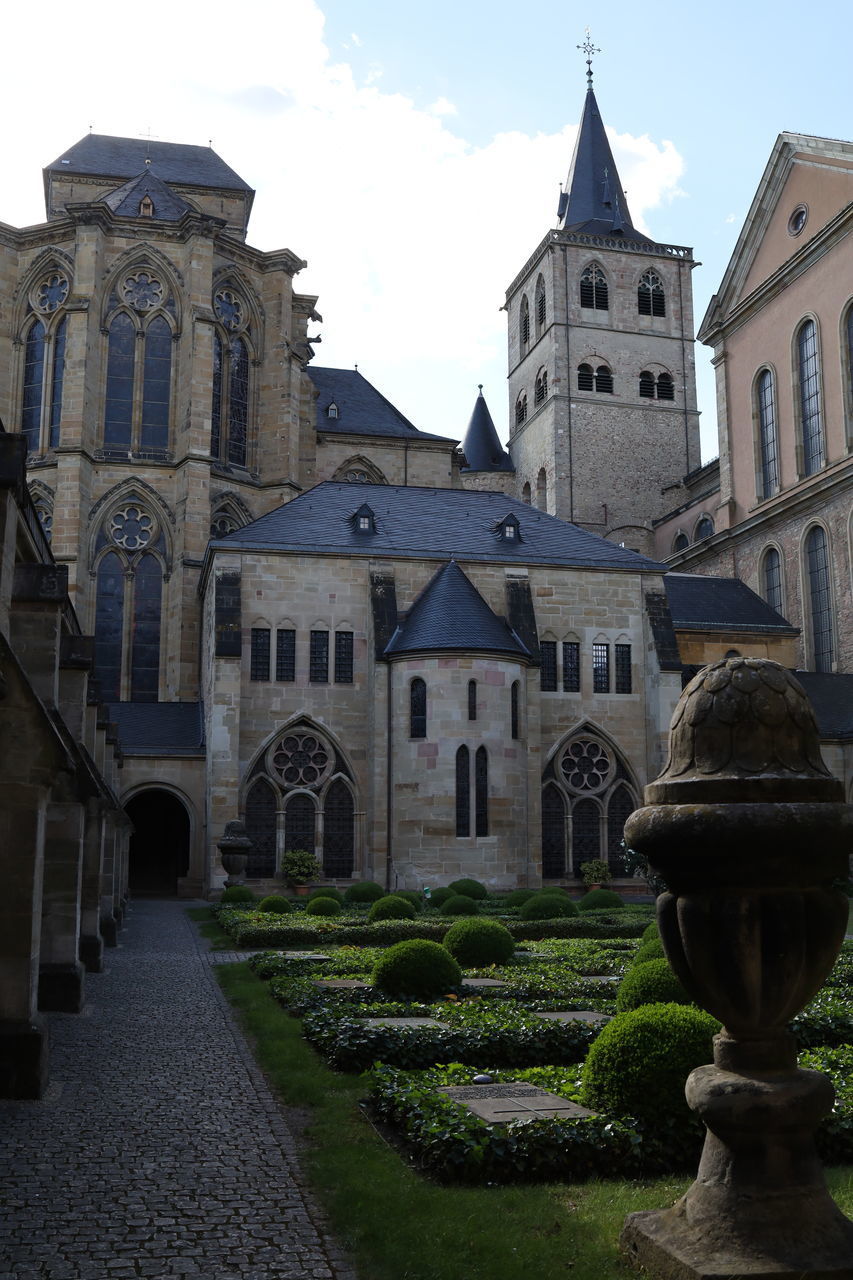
[460,387,514,473]
[384,561,530,658]
[557,87,650,244]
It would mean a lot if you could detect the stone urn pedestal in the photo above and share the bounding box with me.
[619,658,853,1279]
[217,821,253,888]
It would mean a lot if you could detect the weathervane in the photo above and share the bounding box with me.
[577,29,600,90]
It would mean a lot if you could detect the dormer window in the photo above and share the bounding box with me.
[352,503,376,535]
[327,402,339,420]
[497,513,521,543]
[139,196,155,217]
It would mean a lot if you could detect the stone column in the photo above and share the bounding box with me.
[39,798,86,1012]
[79,799,105,973]
[100,818,118,947]
[0,781,49,1098]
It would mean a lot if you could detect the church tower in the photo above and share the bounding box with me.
[506,48,701,555]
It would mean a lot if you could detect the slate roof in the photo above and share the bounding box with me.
[45,135,253,193]
[664,573,798,633]
[100,170,194,222]
[211,481,667,572]
[385,560,530,658]
[793,673,853,741]
[460,387,514,473]
[558,88,651,244]
[107,702,205,756]
[307,367,456,442]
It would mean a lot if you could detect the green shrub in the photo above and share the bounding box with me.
[372,939,462,999]
[306,896,342,917]
[504,889,536,908]
[391,890,423,912]
[447,878,488,901]
[581,1002,719,1125]
[443,917,515,966]
[442,894,479,917]
[220,885,255,904]
[616,958,691,1012]
[309,886,344,905]
[632,936,666,966]
[368,895,417,923]
[578,888,624,912]
[257,894,291,914]
[519,892,578,921]
[344,880,385,904]
[641,921,661,943]
[428,887,456,909]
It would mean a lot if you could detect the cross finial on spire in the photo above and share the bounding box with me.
[577,28,600,90]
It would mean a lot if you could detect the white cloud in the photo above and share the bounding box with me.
[0,0,686,445]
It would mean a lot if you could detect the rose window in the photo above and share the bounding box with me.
[109,505,154,550]
[560,738,613,794]
[36,273,69,313]
[121,272,164,312]
[214,288,244,331]
[269,732,333,789]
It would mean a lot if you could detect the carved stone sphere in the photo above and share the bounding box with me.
[647,657,841,804]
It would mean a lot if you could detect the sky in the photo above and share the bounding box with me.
[2,0,852,462]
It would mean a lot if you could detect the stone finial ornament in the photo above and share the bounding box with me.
[620,657,853,1278]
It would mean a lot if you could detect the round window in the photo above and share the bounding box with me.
[268,731,334,789]
[559,737,614,794]
[787,205,808,237]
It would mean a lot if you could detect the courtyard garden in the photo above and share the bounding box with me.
[199,880,853,1278]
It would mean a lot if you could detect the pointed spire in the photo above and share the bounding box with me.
[460,386,514,473]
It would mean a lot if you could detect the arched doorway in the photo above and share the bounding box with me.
[126,790,190,896]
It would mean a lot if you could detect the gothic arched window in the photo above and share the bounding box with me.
[455,746,470,837]
[410,678,426,739]
[535,276,546,334]
[519,296,530,351]
[606,785,635,873]
[323,779,355,877]
[284,793,316,856]
[245,778,277,877]
[103,270,174,456]
[580,264,608,310]
[761,546,783,615]
[571,798,602,873]
[541,783,566,879]
[673,531,689,552]
[93,501,167,702]
[695,515,715,541]
[797,319,824,475]
[756,369,778,499]
[21,314,67,454]
[805,525,833,672]
[638,269,665,317]
[211,332,250,467]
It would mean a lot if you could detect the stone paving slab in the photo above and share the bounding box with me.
[439,1082,597,1124]
[0,900,355,1280]
[461,978,507,988]
[313,979,369,990]
[534,1010,611,1025]
[361,1017,448,1028]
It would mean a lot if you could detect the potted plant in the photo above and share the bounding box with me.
[579,858,611,890]
[281,847,322,895]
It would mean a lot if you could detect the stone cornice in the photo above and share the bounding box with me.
[505,228,693,303]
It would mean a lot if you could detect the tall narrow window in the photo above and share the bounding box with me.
[104,313,135,450]
[562,641,580,692]
[467,679,477,721]
[580,264,608,310]
[510,681,519,739]
[595,365,613,394]
[806,526,834,672]
[696,516,715,540]
[245,779,277,877]
[535,368,548,405]
[535,276,546,333]
[519,296,530,350]
[309,631,329,682]
[540,641,557,691]
[334,631,354,683]
[284,793,315,855]
[639,370,656,399]
[656,372,675,401]
[536,468,547,510]
[455,746,470,836]
[21,320,46,453]
[140,315,172,452]
[515,393,527,425]
[577,363,594,391]
[607,786,635,872]
[410,678,426,738]
[615,644,632,694]
[475,746,489,837]
[250,628,271,681]
[211,334,250,466]
[571,798,601,872]
[323,779,355,877]
[131,553,162,701]
[94,551,125,702]
[49,317,67,449]
[761,548,783,614]
[276,628,296,681]
[798,320,824,475]
[542,784,566,878]
[93,505,166,702]
[756,369,778,498]
[593,642,610,692]
[104,273,173,456]
[638,270,665,317]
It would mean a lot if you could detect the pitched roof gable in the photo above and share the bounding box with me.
[664,573,797,633]
[100,170,194,222]
[307,367,456,442]
[385,560,529,658]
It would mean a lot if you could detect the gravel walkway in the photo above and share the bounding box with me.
[0,900,356,1280]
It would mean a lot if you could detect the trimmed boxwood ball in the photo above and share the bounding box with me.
[344,880,385,904]
[632,936,666,967]
[616,958,691,1012]
[519,892,578,921]
[309,886,344,905]
[443,917,515,966]
[372,939,462,999]
[504,889,536,908]
[581,1002,720,1124]
[368,895,417,922]
[392,890,423,912]
[257,894,291,914]
[447,878,488,901]
[306,896,342,917]
[578,888,624,912]
[220,886,255,905]
[442,894,479,917]
[428,887,456,909]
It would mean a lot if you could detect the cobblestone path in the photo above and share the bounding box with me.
[0,900,356,1280]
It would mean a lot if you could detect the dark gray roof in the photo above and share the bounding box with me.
[460,388,514,473]
[108,702,205,756]
[45,135,253,193]
[212,481,667,571]
[664,573,797,633]
[794,673,853,741]
[558,88,650,244]
[385,560,529,658]
[100,170,194,222]
[307,367,456,442]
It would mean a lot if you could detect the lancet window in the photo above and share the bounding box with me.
[93,498,167,702]
[211,286,252,467]
[637,269,665,317]
[103,269,174,456]
[20,270,70,453]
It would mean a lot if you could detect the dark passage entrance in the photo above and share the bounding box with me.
[127,790,190,896]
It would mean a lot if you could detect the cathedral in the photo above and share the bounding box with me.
[2,71,847,928]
